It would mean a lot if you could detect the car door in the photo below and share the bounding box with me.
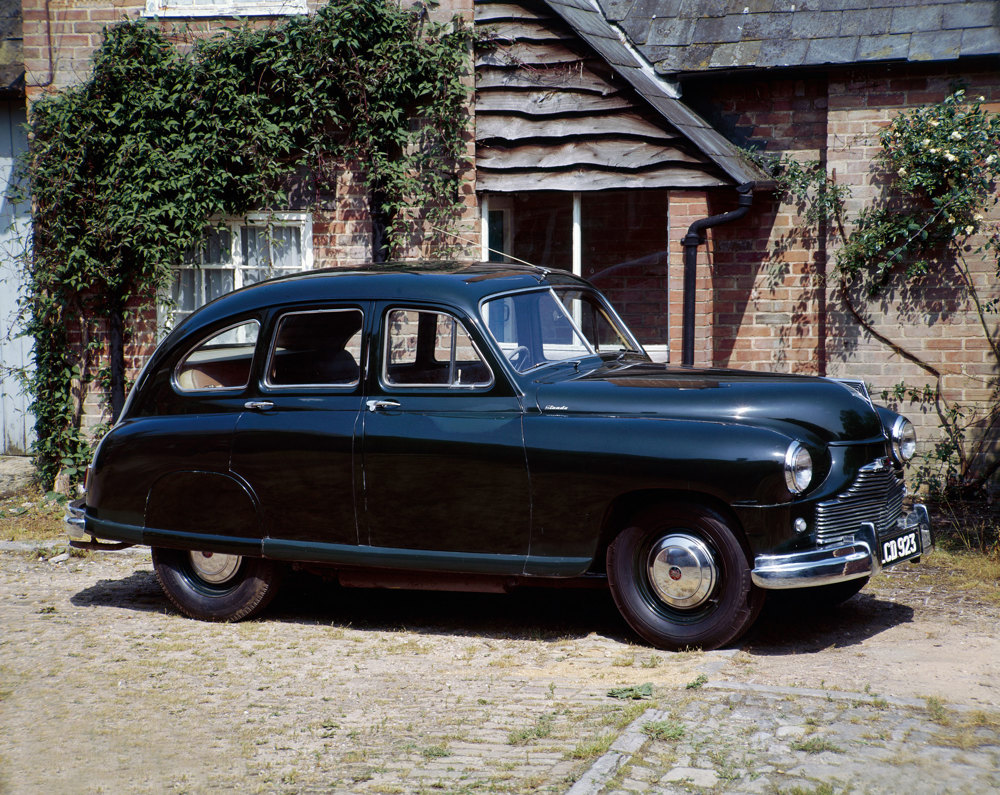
[230,304,369,546]
[361,303,531,569]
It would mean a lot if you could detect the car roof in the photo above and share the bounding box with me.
[165,261,589,341]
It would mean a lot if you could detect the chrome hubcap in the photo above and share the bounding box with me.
[189,551,241,584]
[647,534,717,609]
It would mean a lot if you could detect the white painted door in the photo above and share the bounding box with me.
[0,99,32,454]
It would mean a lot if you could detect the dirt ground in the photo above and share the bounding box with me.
[740,560,1000,709]
[1,549,998,793]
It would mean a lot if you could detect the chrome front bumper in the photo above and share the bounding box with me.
[751,504,932,590]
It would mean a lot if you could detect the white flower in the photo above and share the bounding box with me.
[979,96,986,102]
[987,154,997,164]
[966,225,975,234]
[897,167,907,176]
[930,120,940,127]
[929,148,939,154]
[921,138,931,146]
[944,152,957,162]
[975,214,984,221]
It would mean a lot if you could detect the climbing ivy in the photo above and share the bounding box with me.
[26,0,473,487]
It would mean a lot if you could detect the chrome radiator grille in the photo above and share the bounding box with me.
[814,462,905,546]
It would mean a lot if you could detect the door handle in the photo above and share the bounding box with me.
[244,400,274,411]
[366,399,401,412]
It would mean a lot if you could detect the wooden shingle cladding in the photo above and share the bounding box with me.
[474,0,731,192]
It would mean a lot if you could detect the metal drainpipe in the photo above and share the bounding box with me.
[680,182,756,367]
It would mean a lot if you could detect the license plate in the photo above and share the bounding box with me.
[880,529,921,566]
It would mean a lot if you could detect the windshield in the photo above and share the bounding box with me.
[481,287,647,373]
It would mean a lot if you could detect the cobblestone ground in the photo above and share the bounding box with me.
[574,685,1000,794]
[1,549,998,794]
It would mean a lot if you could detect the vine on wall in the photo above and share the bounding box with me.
[26,0,473,487]
[753,89,1000,501]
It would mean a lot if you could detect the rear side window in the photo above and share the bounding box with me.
[174,320,259,392]
[383,308,492,388]
[265,309,363,388]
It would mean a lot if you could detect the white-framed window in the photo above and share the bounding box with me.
[164,212,313,331]
[480,190,670,361]
[143,0,307,18]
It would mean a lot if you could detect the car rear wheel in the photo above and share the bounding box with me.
[606,503,763,651]
[152,548,281,621]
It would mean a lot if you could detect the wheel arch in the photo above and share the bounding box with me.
[590,489,751,575]
[145,469,263,542]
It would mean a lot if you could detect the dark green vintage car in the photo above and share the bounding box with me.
[67,263,931,650]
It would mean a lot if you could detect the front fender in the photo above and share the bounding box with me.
[524,414,806,562]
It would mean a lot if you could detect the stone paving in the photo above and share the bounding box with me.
[2,548,999,793]
[572,682,1000,794]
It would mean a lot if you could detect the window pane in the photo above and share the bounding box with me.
[553,289,641,354]
[581,190,669,347]
[481,290,593,372]
[384,309,491,388]
[174,320,259,392]
[241,225,302,275]
[267,310,363,387]
[507,193,572,271]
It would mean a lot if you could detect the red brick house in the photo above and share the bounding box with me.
[19,0,1000,483]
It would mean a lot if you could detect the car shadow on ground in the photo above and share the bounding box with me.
[70,568,914,655]
[742,592,915,655]
[70,567,636,644]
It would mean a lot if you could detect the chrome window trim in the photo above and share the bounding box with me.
[171,318,261,395]
[261,307,364,391]
[379,306,495,392]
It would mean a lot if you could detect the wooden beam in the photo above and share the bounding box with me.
[476,89,634,115]
[486,21,567,42]
[476,66,625,95]
[476,42,588,67]
[477,139,704,170]
[477,167,728,191]
[476,113,676,141]
[474,3,553,23]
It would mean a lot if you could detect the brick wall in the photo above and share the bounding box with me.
[688,61,999,462]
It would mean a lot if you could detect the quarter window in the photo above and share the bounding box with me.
[174,320,259,392]
[266,310,363,388]
[383,309,492,388]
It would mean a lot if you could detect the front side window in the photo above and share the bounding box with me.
[266,309,363,388]
[482,288,645,373]
[166,213,312,330]
[383,309,492,389]
[174,320,259,392]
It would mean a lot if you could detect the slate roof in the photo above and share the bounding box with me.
[597,0,1000,75]
[543,0,770,186]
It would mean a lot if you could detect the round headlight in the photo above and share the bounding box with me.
[784,441,813,495]
[891,416,917,463]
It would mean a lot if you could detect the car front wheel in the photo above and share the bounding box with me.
[606,503,763,651]
[152,548,282,621]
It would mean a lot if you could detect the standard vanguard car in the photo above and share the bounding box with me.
[67,263,932,650]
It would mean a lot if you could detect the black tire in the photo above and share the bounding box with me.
[606,503,764,651]
[773,576,869,610]
[152,547,282,621]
